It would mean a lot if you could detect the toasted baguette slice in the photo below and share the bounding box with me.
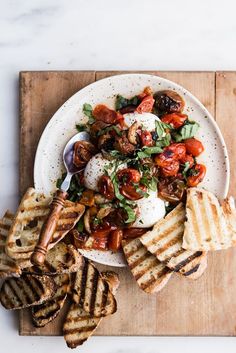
[32,273,70,327]
[182,188,236,251]
[64,271,119,349]
[24,243,84,275]
[0,274,56,310]
[72,259,117,317]
[6,188,85,266]
[122,237,172,293]
[140,203,207,279]
[0,211,21,278]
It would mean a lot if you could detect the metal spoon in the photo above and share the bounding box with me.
[31,131,90,266]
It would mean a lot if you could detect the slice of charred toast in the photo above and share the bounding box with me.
[24,243,84,275]
[63,271,119,349]
[72,259,117,317]
[0,211,21,278]
[122,237,173,293]
[6,188,85,267]
[183,188,236,251]
[32,273,70,327]
[0,274,56,310]
[140,203,207,279]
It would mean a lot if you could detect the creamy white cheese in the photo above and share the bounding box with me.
[124,112,160,131]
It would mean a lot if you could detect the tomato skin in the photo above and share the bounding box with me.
[120,184,147,200]
[161,113,187,129]
[168,143,186,160]
[184,138,204,157]
[138,130,153,147]
[154,143,186,167]
[92,237,108,250]
[123,228,148,239]
[93,104,120,124]
[136,95,155,114]
[161,160,180,177]
[117,168,141,184]
[187,164,206,187]
[98,175,115,200]
[180,154,194,168]
[108,229,123,251]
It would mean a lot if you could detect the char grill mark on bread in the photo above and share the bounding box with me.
[32,273,70,327]
[6,188,85,267]
[122,237,173,293]
[72,259,117,317]
[0,274,56,310]
[182,188,236,251]
[140,203,208,279]
[0,211,21,278]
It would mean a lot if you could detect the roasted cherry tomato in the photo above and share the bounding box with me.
[138,86,153,100]
[161,160,180,177]
[168,143,186,160]
[91,220,113,237]
[120,184,147,200]
[98,175,115,200]
[180,154,194,168]
[158,178,185,203]
[184,138,204,157]
[161,113,187,129]
[92,237,108,250]
[138,130,153,147]
[93,104,119,124]
[117,168,141,184]
[154,148,176,167]
[123,228,148,239]
[108,229,123,251]
[187,164,206,187]
[136,95,155,114]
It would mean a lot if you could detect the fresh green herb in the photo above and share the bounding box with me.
[155,133,171,148]
[155,120,172,139]
[56,173,85,202]
[83,103,95,124]
[93,217,102,226]
[172,121,199,142]
[188,167,199,176]
[118,202,136,223]
[137,146,163,159]
[134,184,149,198]
[115,94,140,111]
[76,124,87,132]
[98,125,122,136]
[76,218,84,232]
[140,176,158,192]
[182,161,190,179]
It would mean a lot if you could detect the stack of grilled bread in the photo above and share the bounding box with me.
[0,188,119,349]
[123,187,236,293]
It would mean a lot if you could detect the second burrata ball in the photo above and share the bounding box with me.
[124,112,160,131]
[84,153,127,192]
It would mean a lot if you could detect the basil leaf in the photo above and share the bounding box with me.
[119,203,136,223]
[83,103,95,124]
[98,125,122,136]
[189,167,199,176]
[173,121,199,142]
[76,218,84,232]
[182,161,190,179]
[115,95,140,111]
[155,120,172,139]
[137,146,163,159]
[155,133,171,148]
[76,124,87,132]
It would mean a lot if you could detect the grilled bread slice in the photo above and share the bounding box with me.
[122,237,173,293]
[182,188,236,251]
[6,188,85,267]
[140,203,207,279]
[0,274,56,310]
[0,211,21,278]
[24,243,84,275]
[72,259,117,317]
[32,273,70,327]
[64,271,119,349]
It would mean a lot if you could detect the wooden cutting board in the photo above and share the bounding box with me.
[19,71,236,336]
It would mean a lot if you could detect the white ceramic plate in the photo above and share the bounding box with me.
[34,74,230,267]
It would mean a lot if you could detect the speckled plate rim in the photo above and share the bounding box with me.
[34,73,230,268]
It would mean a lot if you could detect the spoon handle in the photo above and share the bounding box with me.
[31,189,68,266]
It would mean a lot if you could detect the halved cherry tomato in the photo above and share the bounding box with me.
[187,164,206,187]
[136,95,155,114]
[184,138,204,157]
[117,168,141,184]
[168,143,186,160]
[161,160,180,177]
[138,130,153,147]
[123,228,148,239]
[161,113,187,129]
[120,184,147,200]
[91,220,113,238]
[154,148,176,167]
[180,154,194,168]
[108,229,123,251]
[92,237,108,250]
[138,86,153,100]
[93,104,119,124]
[98,175,115,200]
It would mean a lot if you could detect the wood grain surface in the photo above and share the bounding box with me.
[19,71,236,336]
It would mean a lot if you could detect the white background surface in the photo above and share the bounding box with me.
[0,0,236,352]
